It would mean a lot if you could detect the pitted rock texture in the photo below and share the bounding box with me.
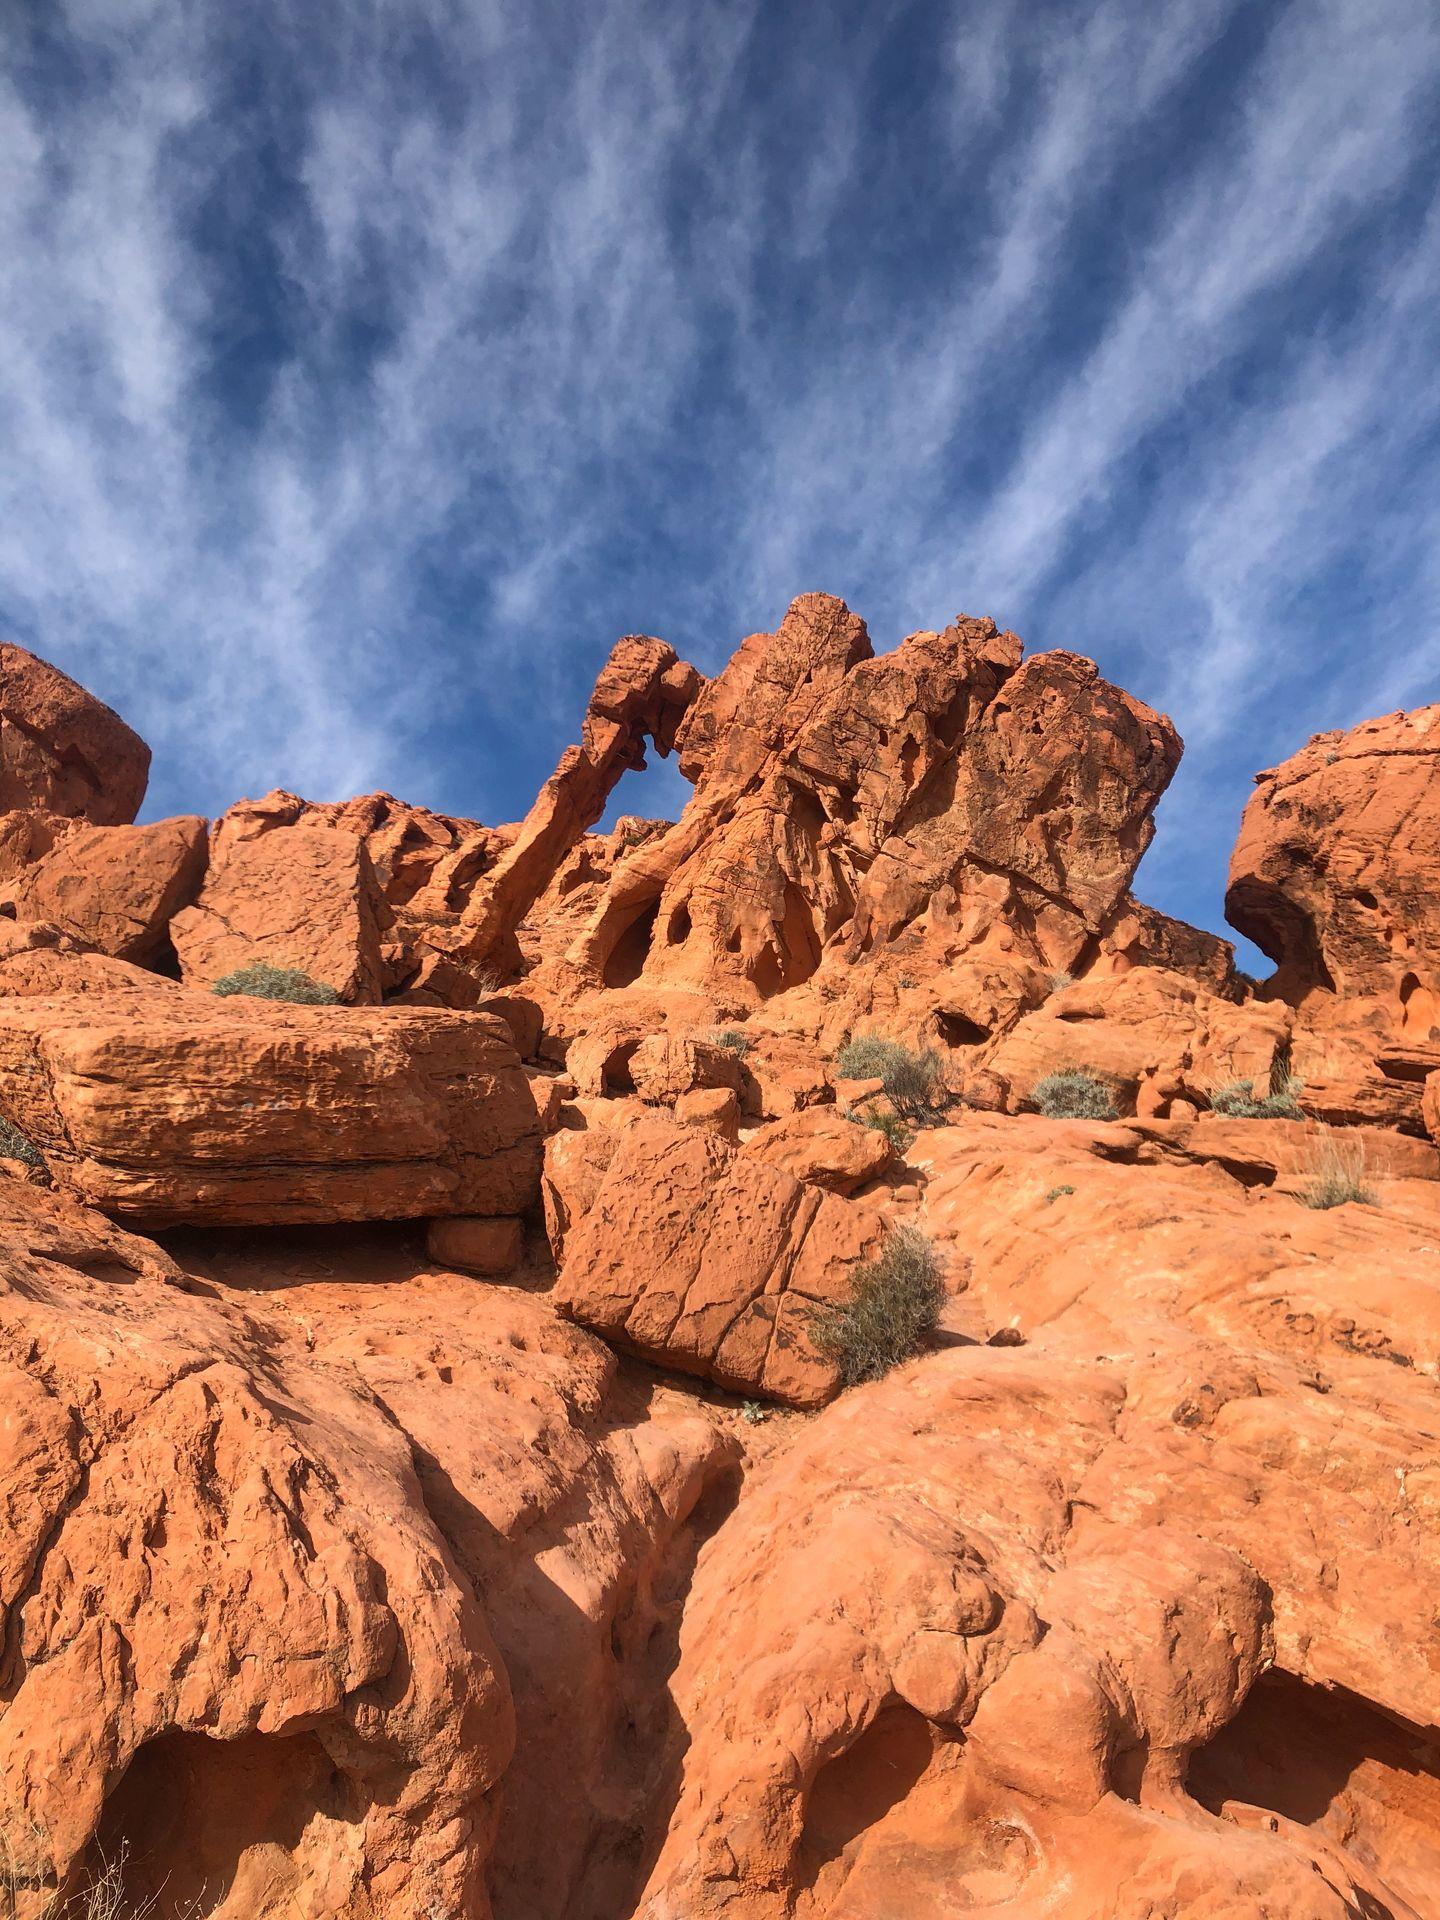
[0,994,541,1224]
[0,643,150,825]
[543,595,1179,1015]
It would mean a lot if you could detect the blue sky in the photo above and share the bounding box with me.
[2,0,1437,963]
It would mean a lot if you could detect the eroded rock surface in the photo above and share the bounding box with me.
[0,643,150,825]
[0,994,541,1224]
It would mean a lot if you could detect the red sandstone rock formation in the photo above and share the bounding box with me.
[171,823,389,1002]
[0,994,540,1224]
[0,629,1436,1919]
[437,637,700,980]
[549,1113,890,1404]
[0,643,150,824]
[1,815,208,963]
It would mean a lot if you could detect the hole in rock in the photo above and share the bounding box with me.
[936,1011,990,1048]
[802,1704,939,1865]
[601,1039,641,1095]
[602,901,659,989]
[1188,1670,1440,1915]
[666,900,692,946]
[88,1728,367,1918]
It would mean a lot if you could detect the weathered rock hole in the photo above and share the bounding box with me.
[936,1010,990,1047]
[89,1728,367,1918]
[1188,1670,1440,1914]
[800,1702,939,1871]
[602,901,659,989]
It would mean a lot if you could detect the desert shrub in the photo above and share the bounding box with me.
[835,1033,904,1080]
[881,1045,944,1122]
[710,1028,752,1057]
[1030,1068,1116,1121]
[1043,1183,1075,1205]
[809,1226,945,1386]
[212,962,339,1005]
[0,1116,45,1171]
[854,1108,913,1154]
[1210,1075,1303,1120]
[1048,970,1076,994]
[1296,1129,1377,1210]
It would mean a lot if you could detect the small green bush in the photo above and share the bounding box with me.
[1210,1075,1303,1120]
[1031,1069,1116,1121]
[1043,1183,1075,1205]
[854,1108,913,1154]
[1048,970,1076,994]
[0,1116,45,1170]
[710,1028,752,1058]
[212,962,340,1005]
[809,1226,945,1386]
[1296,1130,1377,1211]
[835,1033,904,1080]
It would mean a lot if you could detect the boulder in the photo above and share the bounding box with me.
[0,642,150,824]
[629,1032,744,1104]
[171,824,388,1003]
[551,1114,888,1405]
[0,918,179,996]
[0,994,541,1225]
[742,1106,894,1193]
[1,815,208,963]
[673,1086,741,1141]
[426,1214,525,1275]
[1228,703,1440,1010]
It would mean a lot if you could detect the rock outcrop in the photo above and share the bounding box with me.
[550,1114,890,1405]
[171,823,389,1002]
[540,597,1178,1022]
[440,636,701,977]
[1,815,208,963]
[0,620,1437,1919]
[0,995,541,1224]
[0,643,150,824]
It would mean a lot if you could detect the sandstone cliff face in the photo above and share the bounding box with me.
[0,622,1437,1920]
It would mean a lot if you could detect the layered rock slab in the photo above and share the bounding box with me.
[0,994,541,1224]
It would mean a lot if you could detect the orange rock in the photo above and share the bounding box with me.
[979,966,1292,1117]
[0,642,149,824]
[636,1110,1440,1918]
[1,815,207,963]
[0,806,74,884]
[743,1107,894,1194]
[550,599,1179,1015]
[629,1031,744,1104]
[171,823,389,1003]
[1228,704,1440,1009]
[0,917,179,996]
[673,1086,741,1141]
[0,1176,740,1919]
[426,1214,524,1274]
[0,994,541,1225]
[551,1113,887,1405]
[440,636,700,973]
